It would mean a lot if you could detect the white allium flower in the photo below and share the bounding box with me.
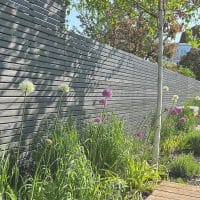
[19,79,35,94]
[172,95,179,102]
[195,96,200,101]
[163,86,169,92]
[58,83,69,93]
[45,138,53,145]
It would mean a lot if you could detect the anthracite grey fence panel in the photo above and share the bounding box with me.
[0,0,200,150]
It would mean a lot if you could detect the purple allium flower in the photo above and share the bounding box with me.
[176,107,183,114]
[170,107,179,116]
[94,116,102,124]
[99,98,108,105]
[102,88,113,99]
[180,116,186,123]
[134,131,144,138]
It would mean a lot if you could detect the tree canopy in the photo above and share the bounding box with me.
[72,0,199,62]
[180,48,200,80]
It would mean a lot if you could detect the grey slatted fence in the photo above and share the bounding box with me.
[0,0,200,150]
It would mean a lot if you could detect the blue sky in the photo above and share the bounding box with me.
[67,7,200,43]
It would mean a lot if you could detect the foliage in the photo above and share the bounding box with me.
[180,25,200,48]
[161,106,196,139]
[161,134,184,156]
[74,0,199,62]
[164,63,179,72]
[178,67,196,79]
[169,154,200,178]
[80,113,129,173]
[0,153,17,200]
[30,120,98,200]
[179,48,200,80]
[185,96,200,109]
[164,63,196,79]
[80,113,166,196]
[178,131,200,156]
[117,156,167,193]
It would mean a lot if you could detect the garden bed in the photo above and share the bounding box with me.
[0,83,200,199]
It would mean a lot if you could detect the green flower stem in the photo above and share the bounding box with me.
[54,92,64,133]
[57,92,64,119]
[14,91,27,191]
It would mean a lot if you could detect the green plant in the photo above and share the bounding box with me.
[164,63,179,72]
[179,48,200,80]
[161,106,196,139]
[161,116,177,140]
[169,154,200,178]
[96,170,127,200]
[161,134,184,156]
[30,119,98,200]
[118,156,167,193]
[185,96,200,108]
[80,113,130,173]
[178,131,200,155]
[178,66,196,79]
[0,152,18,200]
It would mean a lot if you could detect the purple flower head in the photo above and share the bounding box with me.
[134,131,144,138]
[94,116,102,124]
[170,107,179,116]
[176,107,183,114]
[180,116,187,123]
[102,88,113,99]
[99,98,108,105]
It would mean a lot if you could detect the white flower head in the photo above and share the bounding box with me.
[45,138,53,145]
[19,79,35,94]
[172,95,179,103]
[163,86,169,92]
[58,83,69,93]
[195,96,200,101]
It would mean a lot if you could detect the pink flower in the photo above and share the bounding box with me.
[134,131,144,138]
[94,116,102,124]
[99,98,107,105]
[170,107,179,116]
[170,107,182,116]
[180,116,186,123]
[176,107,183,114]
[102,88,113,99]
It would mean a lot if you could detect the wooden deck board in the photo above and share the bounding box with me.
[146,181,200,200]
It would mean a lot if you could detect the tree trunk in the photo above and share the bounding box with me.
[153,0,164,165]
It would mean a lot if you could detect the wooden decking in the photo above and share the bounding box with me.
[146,181,200,200]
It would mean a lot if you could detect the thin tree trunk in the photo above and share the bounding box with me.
[153,0,164,165]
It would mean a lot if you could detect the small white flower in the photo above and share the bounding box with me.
[58,83,69,93]
[163,86,169,92]
[172,95,179,102]
[195,96,200,101]
[19,80,35,94]
[45,138,53,145]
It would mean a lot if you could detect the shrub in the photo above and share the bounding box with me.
[179,48,200,80]
[185,96,200,109]
[178,131,200,155]
[161,106,196,139]
[169,154,200,178]
[164,63,178,72]
[178,67,196,79]
[161,135,184,156]
[118,156,167,193]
